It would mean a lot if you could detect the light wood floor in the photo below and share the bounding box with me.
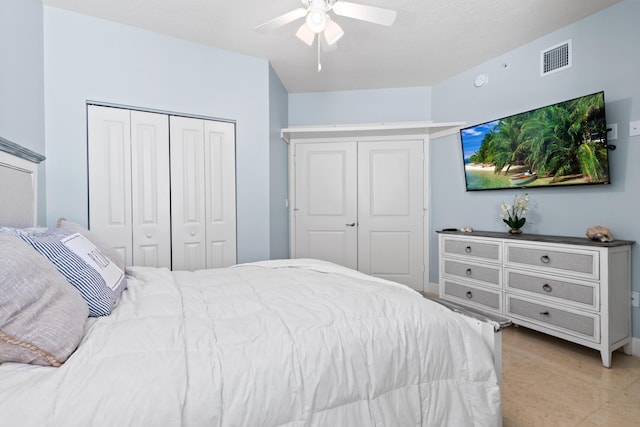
[502,326,640,426]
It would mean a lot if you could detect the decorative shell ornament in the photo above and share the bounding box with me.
[586,226,613,242]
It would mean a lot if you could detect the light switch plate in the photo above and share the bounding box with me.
[607,124,617,140]
[630,120,640,137]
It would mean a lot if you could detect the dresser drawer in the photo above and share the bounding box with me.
[506,295,599,342]
[443,259,501,288]
[506,269,598,310]
[442,280,502,314]
[505,243,599,279]
[442,237,501,262]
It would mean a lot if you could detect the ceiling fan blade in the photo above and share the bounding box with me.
[296,23,316,46]
[254,8,308,33]
[323,19,344,46]
[332,1,396,26]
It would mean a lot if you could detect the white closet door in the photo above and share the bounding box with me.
[203,120,236,268]
[90,107,236,271]
[293,142,358,270]
[130,111,171,268]
[170,116,207,271]
[357,140,424,289]
[88,105,133,265]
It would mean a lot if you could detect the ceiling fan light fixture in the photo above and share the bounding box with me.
[296,23,316,46]
[323,19,344,45]
[306,8,327,33]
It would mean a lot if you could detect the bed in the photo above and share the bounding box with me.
[0,140,502,426]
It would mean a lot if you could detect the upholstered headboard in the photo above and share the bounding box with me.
[0,136,45,227]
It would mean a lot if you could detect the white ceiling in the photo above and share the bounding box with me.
[42,0,621,93]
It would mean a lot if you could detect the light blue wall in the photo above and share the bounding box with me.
[269,64,290,259]
[430,0,640,337]
[13,1,640,337]
[0,0,46,224]
[289,87,431,125]
[43,6,272,263]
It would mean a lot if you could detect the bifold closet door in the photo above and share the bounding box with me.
[88,105,171,268]
[130,111,171,268]
[170,116,236,271]
[88,106,133,264]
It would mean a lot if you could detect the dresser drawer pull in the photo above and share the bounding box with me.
[465,246,472,253]
[540,255,550,264]
[542,284,553,292]
[465,291,473,299]
[540,310,550,315]
[465,268,472,276]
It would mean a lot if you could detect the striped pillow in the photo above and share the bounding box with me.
[2,228,116,317]
[61,232,127,299]
[56,218,125,272]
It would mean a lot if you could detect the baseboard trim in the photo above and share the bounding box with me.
[425,281,439,295]
[631,337,640,357]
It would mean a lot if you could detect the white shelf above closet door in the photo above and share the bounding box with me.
[281,120,465,143]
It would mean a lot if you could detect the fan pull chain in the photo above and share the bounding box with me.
[317,36,322,72]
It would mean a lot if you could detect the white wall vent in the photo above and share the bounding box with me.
[540,39,572,76]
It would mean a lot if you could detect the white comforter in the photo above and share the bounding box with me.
[0,259,500,426]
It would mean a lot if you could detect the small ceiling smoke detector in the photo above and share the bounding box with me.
[474,74,489,88]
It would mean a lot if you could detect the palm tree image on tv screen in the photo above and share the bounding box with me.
[460,92,610,191]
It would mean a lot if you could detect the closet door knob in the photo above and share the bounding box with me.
[146,233,152,238]
[542,284,552,292]
[465,291,473,299]
[190,231,196,236]
[346,222,356,227]
[540,255,550,264]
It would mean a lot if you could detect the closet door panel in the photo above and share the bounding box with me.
[204,120,237,268]
[130,111,171,268]
[293,142,358,270]
[170,116,206,271]
[358,140,424,289]
[88,105,133,265]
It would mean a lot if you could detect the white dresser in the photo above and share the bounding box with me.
[438,230,634,367]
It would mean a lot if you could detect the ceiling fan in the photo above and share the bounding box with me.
[255,0,397,47]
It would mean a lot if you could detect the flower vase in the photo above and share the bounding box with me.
[508,228,522,235]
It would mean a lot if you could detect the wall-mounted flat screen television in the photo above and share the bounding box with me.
[460,91,610,191]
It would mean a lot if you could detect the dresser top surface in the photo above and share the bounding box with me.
[437,230,635,248]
